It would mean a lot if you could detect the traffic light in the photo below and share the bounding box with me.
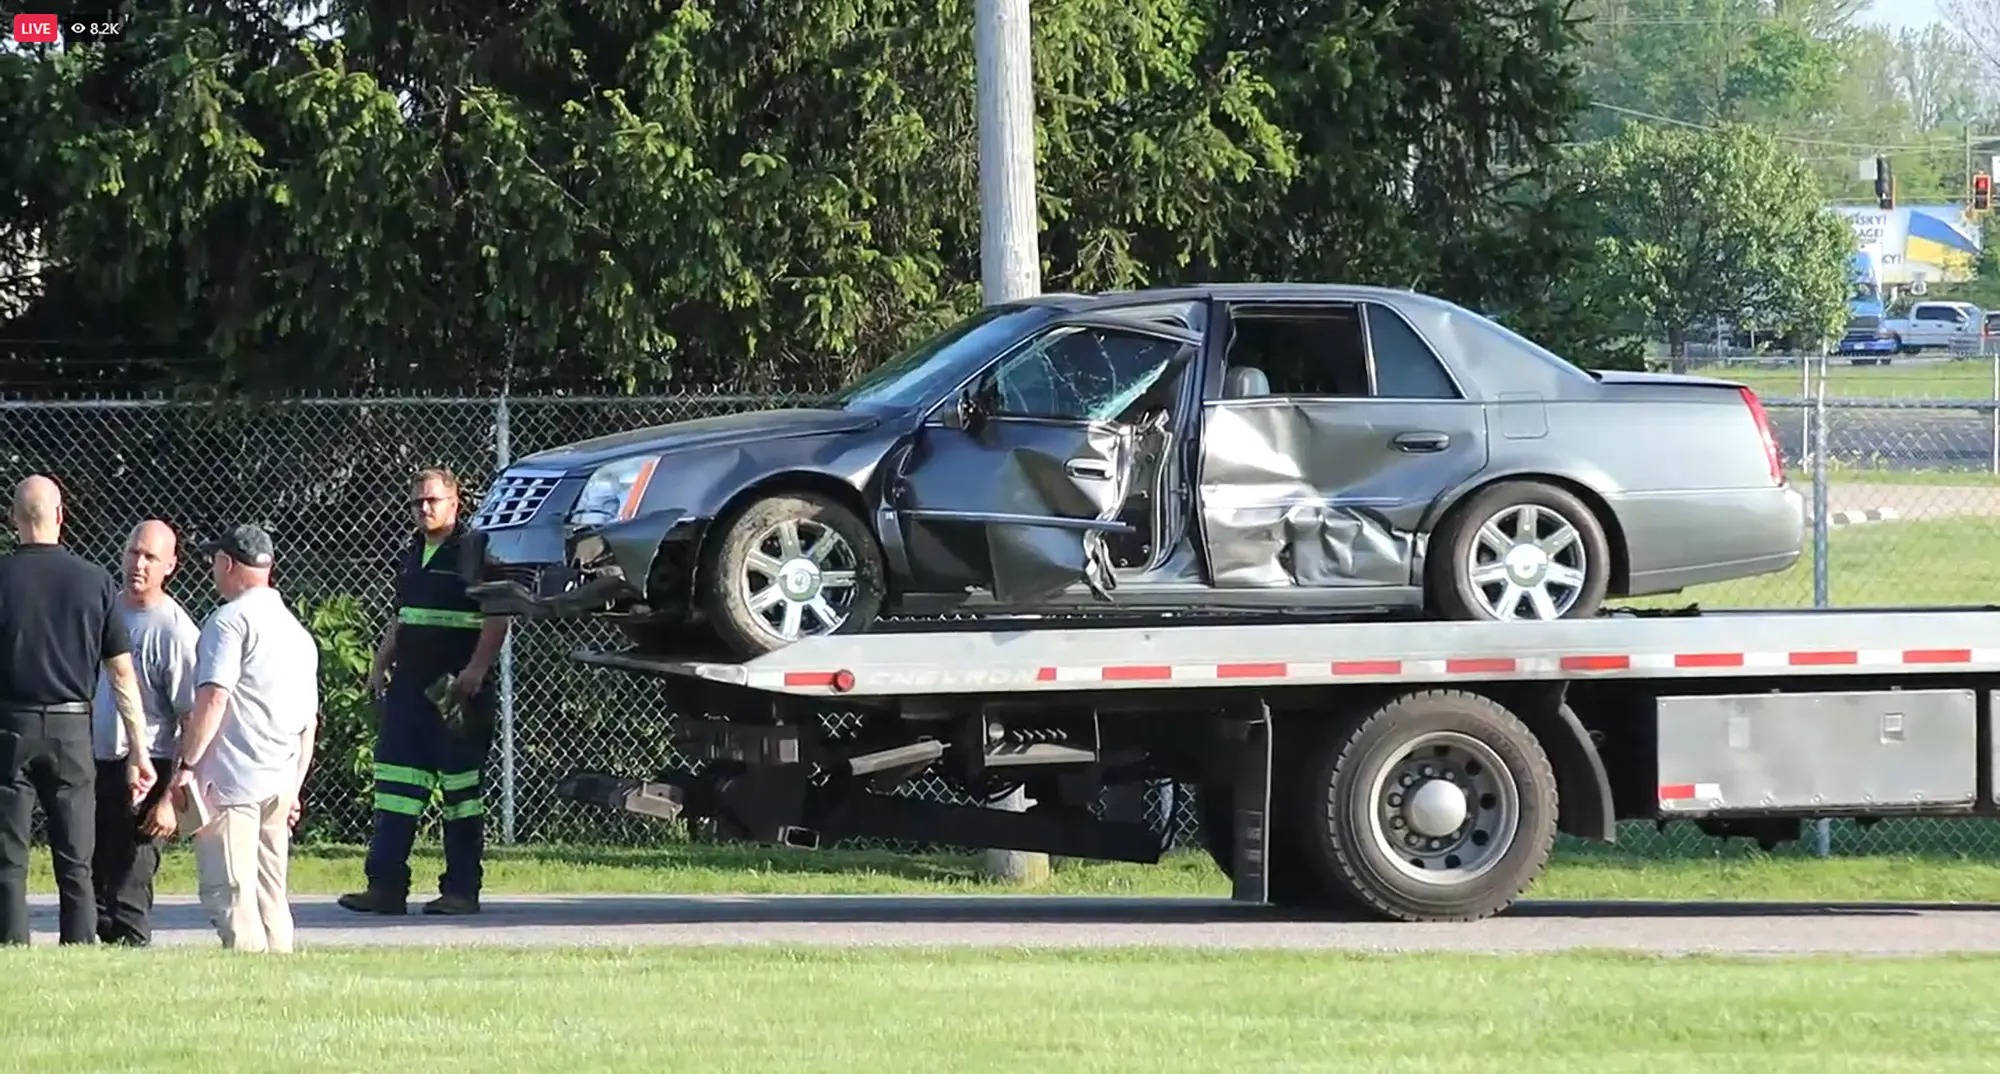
[1975,172,1993,213]
[1876,156,1895,209]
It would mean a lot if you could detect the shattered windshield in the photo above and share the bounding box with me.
[834,304,1058,410]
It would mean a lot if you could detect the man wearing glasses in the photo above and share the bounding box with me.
[338,467,509,917]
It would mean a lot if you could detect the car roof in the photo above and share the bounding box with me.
[1018,282,1455,315]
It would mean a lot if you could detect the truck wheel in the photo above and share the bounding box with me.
[700,491,887,658]
[1299,690,1557,922]
[1427,480,1610,622]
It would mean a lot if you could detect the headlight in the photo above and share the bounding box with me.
[570,456,659,527]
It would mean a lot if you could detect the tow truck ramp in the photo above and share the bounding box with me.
[553,607,2000,923]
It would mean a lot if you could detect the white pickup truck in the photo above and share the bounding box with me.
[1880,300,1986,355]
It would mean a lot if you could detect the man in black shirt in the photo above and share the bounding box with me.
[0,475,156,944]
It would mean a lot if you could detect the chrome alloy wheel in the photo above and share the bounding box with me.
[1365,732,1520,885]
[738,517,860,642]
[1463,503,1588,620]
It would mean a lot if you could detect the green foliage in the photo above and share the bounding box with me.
[1574,0,1855,136]
[0,0,1594,393]
[1557,122,1856,364]
[293,591,379,843]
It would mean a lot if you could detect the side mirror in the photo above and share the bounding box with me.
[957,386,987,433]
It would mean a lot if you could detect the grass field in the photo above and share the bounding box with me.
[1683,355,2000,401]
[1609,513,2000,608]
[1797,466,2000,487]
[3,945,1997,1073]
[25,836,2000,905]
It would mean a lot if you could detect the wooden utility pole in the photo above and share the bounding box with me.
[973,0,1050,886]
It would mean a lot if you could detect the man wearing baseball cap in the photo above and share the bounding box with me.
[171,523,320,953]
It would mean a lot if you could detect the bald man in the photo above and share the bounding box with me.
[0,475,155,945]
[89,519,200,945]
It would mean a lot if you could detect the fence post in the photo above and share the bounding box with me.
[1809,348,1832,859]
[495,392,518,845]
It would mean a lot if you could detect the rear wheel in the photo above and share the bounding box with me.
[1428,480,1610,621]
[700,491,888,658]
[1298,690,1558,922]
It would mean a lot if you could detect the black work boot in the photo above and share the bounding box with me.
[423,893,481,916]
[336,886,409,915]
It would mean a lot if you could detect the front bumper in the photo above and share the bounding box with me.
[1836,337,1897,355]
[460,508,698,618]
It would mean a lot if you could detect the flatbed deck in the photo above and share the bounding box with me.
[574,606,2000,696]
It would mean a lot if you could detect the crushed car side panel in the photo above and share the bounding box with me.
[1195,398,1488,588]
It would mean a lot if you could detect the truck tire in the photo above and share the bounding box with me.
[1297,690,1557,922]
[700,491,888,658]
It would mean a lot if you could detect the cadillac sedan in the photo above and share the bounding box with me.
[459,284,1805,658]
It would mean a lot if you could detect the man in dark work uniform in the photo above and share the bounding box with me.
[339,467,509,917]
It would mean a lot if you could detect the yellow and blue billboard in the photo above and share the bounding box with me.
[1831,204,1983,286]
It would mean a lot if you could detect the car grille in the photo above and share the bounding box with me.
[473,470,564,530]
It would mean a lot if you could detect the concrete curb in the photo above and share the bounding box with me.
[1815,506,1901,528]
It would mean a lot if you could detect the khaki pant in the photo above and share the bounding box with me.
[193,793,294,953]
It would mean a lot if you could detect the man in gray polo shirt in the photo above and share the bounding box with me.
[172,523,320,954]
[89,519,200,946]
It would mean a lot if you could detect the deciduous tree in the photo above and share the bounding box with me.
[1559,122,1855,368]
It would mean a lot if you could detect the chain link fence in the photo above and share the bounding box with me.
[7,371,2000,866]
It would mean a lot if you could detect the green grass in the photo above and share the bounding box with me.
[4,945,1999,1073]
[27,836,2000,905]
[1612,513,2000,609]
[1795,466,2000,487]
[1684,356,2000,401]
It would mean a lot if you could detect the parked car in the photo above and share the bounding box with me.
[459,284,1806,658]
[1880,300,1985,355]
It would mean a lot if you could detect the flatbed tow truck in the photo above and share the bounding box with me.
[551,605,2000,922]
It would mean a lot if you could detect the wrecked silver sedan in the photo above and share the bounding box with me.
[460,284,1805,658]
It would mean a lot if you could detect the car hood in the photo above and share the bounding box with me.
[518,407,882,472]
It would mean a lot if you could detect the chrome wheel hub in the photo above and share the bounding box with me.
[1465,503,1588,620]
[740,518,860,642]
[1367,732,1519,885]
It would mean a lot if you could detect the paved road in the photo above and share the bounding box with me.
[1766,407,2000,473]
[29,893,2000,955]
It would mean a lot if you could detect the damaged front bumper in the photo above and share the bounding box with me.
[460,508,700,618]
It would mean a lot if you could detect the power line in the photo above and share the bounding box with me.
[1589,102,1990,154]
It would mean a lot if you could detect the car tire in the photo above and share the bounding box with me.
[1427,480,1611,622]
[699,491,888,658]
[1298,690,1558,922]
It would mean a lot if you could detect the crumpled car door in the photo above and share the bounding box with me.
[894,317,1195,606]
[981,413,1166,604]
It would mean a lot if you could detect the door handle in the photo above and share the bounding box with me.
[1066,459,1115,480]
[1392,431,1450,453]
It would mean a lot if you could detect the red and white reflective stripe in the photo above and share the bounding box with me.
[1026,646,1996,683]
[749,645,2000,693]
[1659,782,1723,802]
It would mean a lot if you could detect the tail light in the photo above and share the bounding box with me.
[1738,386,1784,485]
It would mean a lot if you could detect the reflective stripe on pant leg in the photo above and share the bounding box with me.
[438,768,482,820]
[374,762,437,816]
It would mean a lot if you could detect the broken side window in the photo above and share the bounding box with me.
[1223,304,1369,396]
[988,325,1188,423]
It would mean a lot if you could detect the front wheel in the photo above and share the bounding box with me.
[1427,480,1611,621]
[1299,690,1558,922]
[700,491,888,658]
